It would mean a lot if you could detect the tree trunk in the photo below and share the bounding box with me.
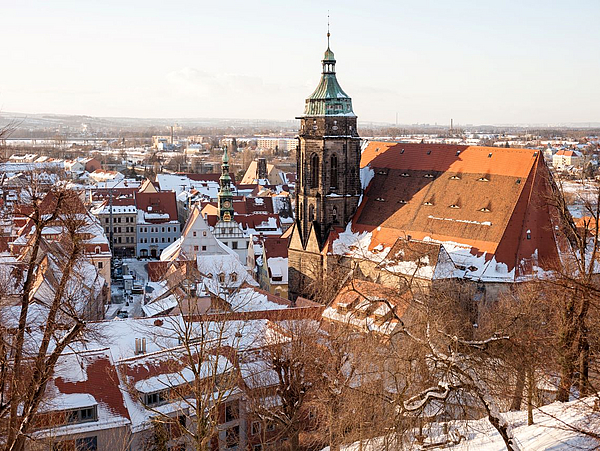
[578,323,590,397]
[329,397,340,451]
[510,367,525,411]
[289,431,300,451]
[526,367,534,426]
[557,293,578,402]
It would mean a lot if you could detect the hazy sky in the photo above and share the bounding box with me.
[1,0,599,125]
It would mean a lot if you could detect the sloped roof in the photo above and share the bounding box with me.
[333,142,559,279]
[135,191,178,221]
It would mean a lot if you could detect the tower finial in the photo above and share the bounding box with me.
[327,11,330,47]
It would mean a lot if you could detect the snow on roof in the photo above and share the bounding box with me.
[135,355,232,393]
[267,257,288,283]
[91,204,137,215]
[224,287,287,312]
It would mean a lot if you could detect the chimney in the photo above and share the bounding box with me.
[135,337,147,355]
[257,158,267,180]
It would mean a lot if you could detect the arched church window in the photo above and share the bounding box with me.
[310,153,319,188]
[309,204,315,222]
[332,206,338,223]
[330,154,338,189]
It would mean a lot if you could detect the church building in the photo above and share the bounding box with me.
[288,36,561,301]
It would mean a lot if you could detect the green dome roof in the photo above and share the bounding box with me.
[302,44,355,117]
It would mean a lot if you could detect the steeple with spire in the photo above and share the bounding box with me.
[292,26,362,249]
[302,26,355,117]
[218,146,234,221]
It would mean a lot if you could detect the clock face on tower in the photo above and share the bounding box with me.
[223,200,231,208]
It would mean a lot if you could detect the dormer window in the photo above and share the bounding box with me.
[231,272,238,282]
[144,391,167,407]
[65,406,98,424]
[218,273,225,283]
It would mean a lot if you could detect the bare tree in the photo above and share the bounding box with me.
[0,184,103,451]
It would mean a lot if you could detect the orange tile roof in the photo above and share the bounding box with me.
[362,142,538,178]
[345,142,559,275]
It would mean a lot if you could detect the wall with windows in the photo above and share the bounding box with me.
[136,221,181,258]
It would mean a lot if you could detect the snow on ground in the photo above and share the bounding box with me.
[321,398,600,450]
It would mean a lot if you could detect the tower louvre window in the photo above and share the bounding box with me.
[310,153,319,188]
[330,154,338,189]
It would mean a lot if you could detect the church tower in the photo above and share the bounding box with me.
[288,31,362,300]
[295,32,362,246]
[217,146,234,221]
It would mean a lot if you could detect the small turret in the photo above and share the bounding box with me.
[218,146,234,221]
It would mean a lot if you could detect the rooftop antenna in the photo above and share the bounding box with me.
[327,11,330,47]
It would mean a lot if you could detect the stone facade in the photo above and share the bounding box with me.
[289,39,362,300]
[296,115,361,246]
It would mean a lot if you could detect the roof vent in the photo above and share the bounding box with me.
[400,149,405,154]
[398,200,407,204]
[449,204,460,209]
[456,151,461,156]
[480,207,491,212]
[427,150,432,155]
[488,153,493,158]
[424,174,434,178]
[478,176,490,182]
[424,201,434,206]
[375,197,385,202]
[401,173,410,177]
[516,179,521,184]
[449,175,461,180]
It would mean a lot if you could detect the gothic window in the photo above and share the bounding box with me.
[332,207,338,223]
[330,154,338,189]
[309,204,315,222]
[310,153,319,188]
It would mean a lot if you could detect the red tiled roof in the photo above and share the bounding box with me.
[53,349,130,421]
[348,142,559,275]
[263,236,288,259]
[135,191,178,221]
